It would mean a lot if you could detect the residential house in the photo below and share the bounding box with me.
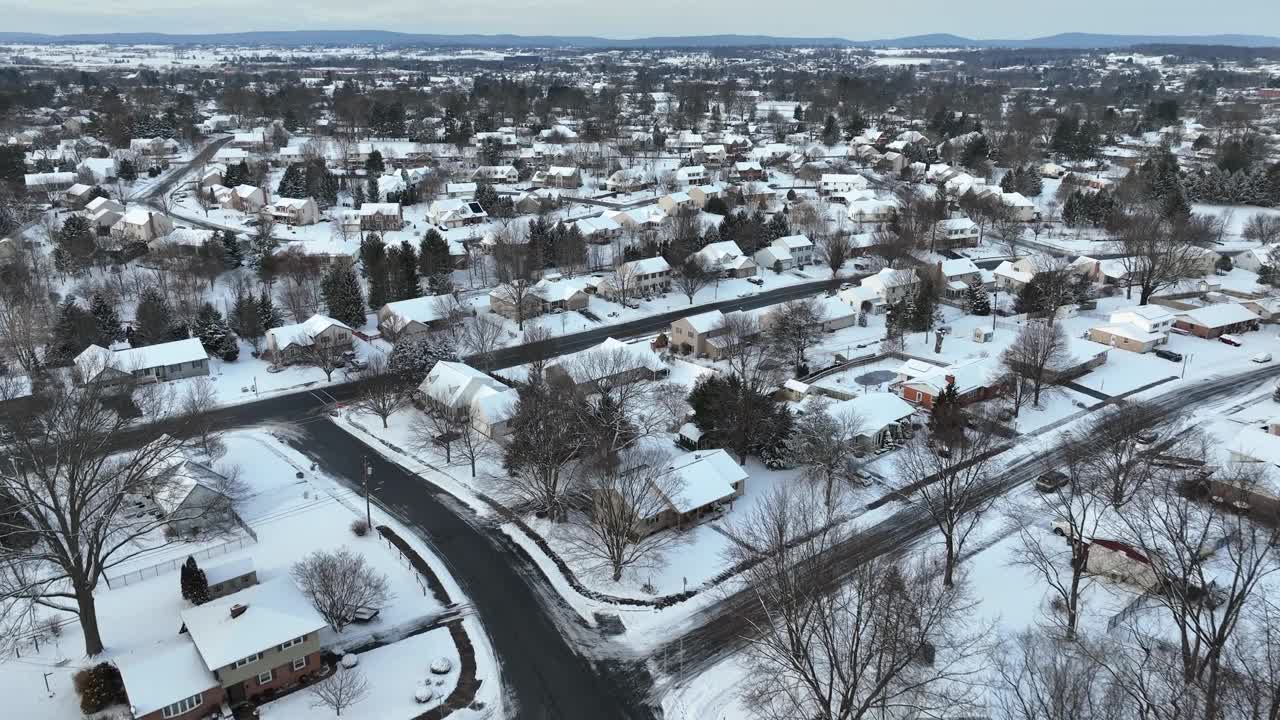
[819,173,868,196]
[815,295,860,331]
[199,164,225,188]
[445,182,477,199]
[226,185,266,213]
[530,275,590,314]
[531,166,582,189]
[846,199,897,225]
[826,392,916,451]
[695,240,758,278]
[1223,427,1280,518]
[264,197,320,226]
[417,361,519,438]
[472,165,519,183]
[1040,162,1067,179]
[739,182,777,211]
[1174,304,1260,339]
[85,196,125,233]
[730,161,765,182]
[1086,305,1175,354]
[899,358,1001,409]
[696,144,728,165]
[24,171,76,194]
[545,337,668,391]
[658,192,694,216]
[861,267,919,304]
[1001,192,1037,222]
[772,234,815,267]
[611,205,667,235]
[377,294,455,341]
[73,338,209,387]
[514,188,561,214]
[111,209,175,244]
[1242,297,1280,323]
[63,183,96,209]
[670,309,728,357]
[130,137,180,157]
[877,151,906,174]
[936,217,980,248]
[605,167,651,192]
[937,258,985,300]
[573,215,623,244]
[354,202,402,232]
[639,449,747,534]
[993,259,1035,292]
[78,157,118,183]
[687,184,725,210]
[675,165,707,186]
[599,256,672,301]
[204,558,258,601]
[429,199,486,229]
[153,456,235,536]
[264,314,353,365]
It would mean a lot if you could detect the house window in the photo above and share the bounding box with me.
[233,652,262,669]
[278,635,305,651]
[257,669,274,685]
[161,693,203,718]
[292,657,308,672]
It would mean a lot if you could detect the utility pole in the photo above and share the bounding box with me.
[363,457,372,528]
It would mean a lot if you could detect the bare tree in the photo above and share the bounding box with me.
[497,379,585,520]
[0,293,46,372]
[729,484,989,720]
[521,324,554,381]
[308,667,369,718]
[461,313,506,370]
[180,377,224,456]
[607,261,640,305]
[562,446,686,582]
[1001,320,1070,411]
[671,255,713,305]
[1076,401,1173,508]
[351,352,409,428]
[291,547,393,633]
[897,423,1000,588]
[1242,213,1280,245]
[1008,437,1105,640]
[992,628,1121,720]
[818,233,853,278]
[293,335,347,381]
[0,381,224,656]
[650,381,691,431]
[1117,212,1207,304]
[765,297,825,372]
[786,398,864,508]
[992,204,1026,256]
[412,388,494,478]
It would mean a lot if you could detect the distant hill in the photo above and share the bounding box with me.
[0,29,1277,50]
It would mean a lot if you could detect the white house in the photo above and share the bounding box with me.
[111,209,175,243]
[675,165,707,186]
[696,240,758,278]
[429,199,487,229]
[264,197,320,226]
[819,173,868,195]
[860,267,919,304]
[73,338,209,386]
[1001,192,1037,222]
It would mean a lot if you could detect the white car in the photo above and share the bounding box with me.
[1253,353,1272,364]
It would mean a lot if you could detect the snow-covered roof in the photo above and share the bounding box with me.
[994,260,1034,285]
[74,338,207,378]
[828,392,915,433]
[359,202,401,217]
[549,337,665,384]
[419,361,506,409]
[574,215,622,236]
[531,277,588,303]
[180,577,327,670]
[1093,323,1166,343]
[774,234,813,250]
[203,557,255,587]
[895,358,940,380]
[1176,304,1259,329]
[380,295,453,333]
[661,449,747,514]
[904,358,996,396]
[115,637,218,716]
[622,256,671,276]
[267,314,349,351]
[1112,305,1175,324]
[939,258,980,278]
[681,309,726,334]
[470,385,520,425]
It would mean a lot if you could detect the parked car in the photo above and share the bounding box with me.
[1220,334,1244,347]
[747,277,764,286]
[1154,348,1183,362]
[1253,353,1273,364]
[1035,470,1069,493]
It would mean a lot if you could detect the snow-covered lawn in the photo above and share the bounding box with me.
[258,627,462,720]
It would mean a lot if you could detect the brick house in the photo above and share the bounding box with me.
[1174,304,1260,339]
[359,203,405,232]
[899,359,1000,409]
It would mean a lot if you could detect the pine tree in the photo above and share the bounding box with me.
[117,158,137,181]
[193,302,238,361]
[365,150,385,174]
[180,556,195,601]
[388,331,459,384]
[180,556,211,605]
[965,282,990,316]
[276,163,306,198]
[321,262,367,327]
[389,240,421,301]
[929,380,964,446]
[55,215,97,273]
[231,290,265,350]
[427,271,454,296]
[257,289,283,331]
[765,212,789,242]
[50,297,96,364]
[221,230,243,267]
[1000,170,1016,193]
[88,293,121,347]
[361,234,391,308]
[134,287,174,347]
[365,176,380,204]
[417,229,451,278]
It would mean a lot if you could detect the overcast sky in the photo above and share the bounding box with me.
[3,0,1275,38]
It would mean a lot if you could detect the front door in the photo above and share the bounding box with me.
[227,681,246,703]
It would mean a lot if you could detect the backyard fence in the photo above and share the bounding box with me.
[102,532,258,590]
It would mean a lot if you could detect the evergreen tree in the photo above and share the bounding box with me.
[1000,170,1016,193]
[928,380,964,446]
[821,115,840,146]
[351,183,365,209]
[55,215,97,273]
[180,556,210,605]
[117,158,137,181]
[474,181,500,214]
[180,555,195,601]
[230,290,264,350]
[220,230,243,267]
[88,293,121,347]
[365,150,385,175]
[321,262,367,327]
[965,282,991,316]
[134,287,174,347]
[50,297,97,364]
[256,289,283,330]
[427,272,454,296]
[388,240,421,301]
[1014,277,1044,315]
[365,176,380,204]
[909,278,938,332]
[388,331,458,384]
[360,234,392,309]
[765,213,789,242]
[276,163,306,198]
[193,303,238,361]
[417,229,451,278]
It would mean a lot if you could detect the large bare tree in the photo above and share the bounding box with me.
[1001,319,1070,411]
[764,297,825,373]
[1117,212,1207,304]
[897,422,1000,588]
[671,255,713,305]
[351,352,409,428]
[0,380,228,656]
[729,484,989,720]
[561,446,685,582]
[412,387,494,479]
[291,547,392,633]
[786,398,864,508]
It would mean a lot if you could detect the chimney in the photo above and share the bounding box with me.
[229,604,248,620]
[945,374,956,386]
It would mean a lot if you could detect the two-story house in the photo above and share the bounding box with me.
[359,203,404,232]
[860,267,919,305]
[264,314,353,365]
[937,258,985,300]
[819,173,868,196]
[599,256,671,301]
[73,338,210,387]
[1087,305,1176,353]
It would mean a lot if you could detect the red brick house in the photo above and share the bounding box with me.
[1173,304,1260,339]
[899,359,1001,409]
